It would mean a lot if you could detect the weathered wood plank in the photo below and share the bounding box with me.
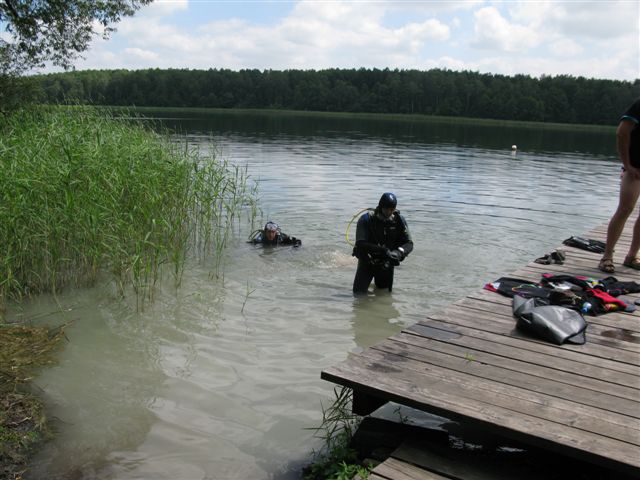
[522,261,639,282]
[359,346,640,439]
[389,329,639,400]
[406,320,640,387]
[448,296,640,350]
[322,356,640,473]
[414,312,640,376]
[447,298,640,352]
[372,457,452,480]
[424,307,640,367]
[366,345,640,441]
[462,291,640,332]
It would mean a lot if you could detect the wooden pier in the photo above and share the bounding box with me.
[322,216,639,478]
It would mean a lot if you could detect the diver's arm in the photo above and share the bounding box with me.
[355,214,387,257]
[280,233,302,246]
[396,214,414,257]
[355,240,388,256]
[398,240,413,257]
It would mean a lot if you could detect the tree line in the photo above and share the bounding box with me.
[34,68,639,125]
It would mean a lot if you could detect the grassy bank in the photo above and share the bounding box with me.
[0,106,256,311]
[0,105,256,477]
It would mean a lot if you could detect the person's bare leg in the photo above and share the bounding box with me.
[624,210,640,262]
[601,171,640,269]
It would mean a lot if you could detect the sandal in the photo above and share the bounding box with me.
[598,257,615,274]
[623,256,640,270]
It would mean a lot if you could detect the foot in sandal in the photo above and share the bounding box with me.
[598,257,615,274]
[622,256,640,270]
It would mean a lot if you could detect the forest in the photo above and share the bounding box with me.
[34,68,639,126]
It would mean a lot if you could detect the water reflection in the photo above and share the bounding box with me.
[351,294,402,350]
[144,109,615,158]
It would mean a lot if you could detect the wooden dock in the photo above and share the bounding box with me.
[322,216,640,478]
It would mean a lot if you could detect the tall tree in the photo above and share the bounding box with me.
[1,0,152,110]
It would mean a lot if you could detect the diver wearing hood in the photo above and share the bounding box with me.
[352,192,413,294]
[249,221,301,247]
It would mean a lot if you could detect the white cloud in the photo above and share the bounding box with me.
[142,0,189,16]
[384,0,485,14]
[510,0,639,40]
[57,0,637,80]
[162,0,451,70]
[119,17,200,52]
[124,47,159,60]
[398,19,450,43]
[548,38,583,58]
[458,50,636,80]
[471,6,540,52]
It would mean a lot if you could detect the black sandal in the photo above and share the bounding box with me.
[623,256,640,270]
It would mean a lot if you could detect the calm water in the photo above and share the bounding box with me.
[18,111,621,479]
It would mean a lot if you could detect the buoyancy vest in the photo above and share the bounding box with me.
[353,210,413,262]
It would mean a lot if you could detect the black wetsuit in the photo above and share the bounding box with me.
[251,232,301,246]
[622,98,640,168]
[352,209,413,293]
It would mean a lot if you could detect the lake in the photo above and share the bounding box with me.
[20,110,621,479]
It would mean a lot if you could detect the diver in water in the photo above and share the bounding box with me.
[249,221,301,247]
[352,192,413,294]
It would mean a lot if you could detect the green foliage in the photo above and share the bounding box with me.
[0,71,40,114]
[1,1,152,112]
[0,106,256,312]
[0,0,153,71]
[304,387,371,480]
[32,68,640,125]
[332,462,371,480]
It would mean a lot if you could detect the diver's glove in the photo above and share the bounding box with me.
[387,249,403,265]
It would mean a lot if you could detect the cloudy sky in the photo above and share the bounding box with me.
[66,0,640,80]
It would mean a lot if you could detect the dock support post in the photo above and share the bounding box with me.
[352,390,387,416]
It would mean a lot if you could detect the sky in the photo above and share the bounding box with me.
[48,0,640,80]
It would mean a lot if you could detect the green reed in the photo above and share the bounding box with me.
[0,106,256,312]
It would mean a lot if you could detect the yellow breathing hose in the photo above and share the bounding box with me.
[345,208,374,246]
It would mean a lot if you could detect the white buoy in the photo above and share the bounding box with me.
[511,145,517,150]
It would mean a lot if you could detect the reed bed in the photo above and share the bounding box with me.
[0,106,256,312]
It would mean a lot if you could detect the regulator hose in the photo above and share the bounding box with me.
[345,208,374,247]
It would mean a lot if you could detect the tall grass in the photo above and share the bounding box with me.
[0,106,256,312]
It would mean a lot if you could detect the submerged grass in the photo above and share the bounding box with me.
[0,324,66,480]
[0,106,257,312]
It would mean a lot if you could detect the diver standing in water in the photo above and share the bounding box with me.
[352,193,413,294]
